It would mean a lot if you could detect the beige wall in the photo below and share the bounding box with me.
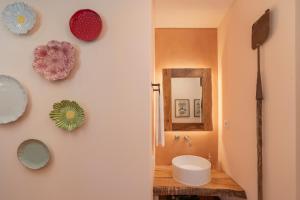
[0,1,153,200]
[153,0,234,28]
[218,0,297,200]
[155,28,218,167]
[296,0,300,198]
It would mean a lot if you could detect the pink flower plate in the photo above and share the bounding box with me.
[33,40,76,81]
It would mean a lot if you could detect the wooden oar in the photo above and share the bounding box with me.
[251,9,271,200]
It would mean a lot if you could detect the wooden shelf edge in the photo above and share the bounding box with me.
[153,186,247,199]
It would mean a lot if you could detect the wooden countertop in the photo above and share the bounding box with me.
[153,166,247,199]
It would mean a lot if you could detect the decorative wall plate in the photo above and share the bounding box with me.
[17,139,50,170]
[33,40,76,81]
[0,75,28,124]
[50,100,85,131]
[1,2,36,34]
[69,9,102,41]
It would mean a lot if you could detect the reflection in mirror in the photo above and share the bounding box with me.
[171,78,203,123]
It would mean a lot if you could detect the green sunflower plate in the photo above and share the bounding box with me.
[49,100,85,131]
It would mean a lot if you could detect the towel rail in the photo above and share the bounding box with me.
[151,83,160,93]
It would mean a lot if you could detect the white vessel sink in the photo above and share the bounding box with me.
[172,155,211,186]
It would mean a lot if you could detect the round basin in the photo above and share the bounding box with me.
[172,155,211,186]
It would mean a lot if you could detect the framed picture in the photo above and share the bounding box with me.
[194,99,202,117]
[175,99,190,118]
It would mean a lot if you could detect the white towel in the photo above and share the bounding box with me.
[156,90,165,147]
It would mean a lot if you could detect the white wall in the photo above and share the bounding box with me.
[0,1,153,200]
[218,0,297,200]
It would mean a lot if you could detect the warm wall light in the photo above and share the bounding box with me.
[217,50,223,171]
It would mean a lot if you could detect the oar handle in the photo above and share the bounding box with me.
[256,46,264,100]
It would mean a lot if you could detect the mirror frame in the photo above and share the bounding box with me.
[163,68,213,131]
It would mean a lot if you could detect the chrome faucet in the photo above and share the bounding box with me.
[183,135,192,147]
[174,135,180,141]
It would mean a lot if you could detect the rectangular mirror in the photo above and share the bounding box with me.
[163,68,212,131]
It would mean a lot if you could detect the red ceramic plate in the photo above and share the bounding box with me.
[69,9,102,41]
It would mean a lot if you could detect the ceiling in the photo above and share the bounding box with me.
[154,0,235,28]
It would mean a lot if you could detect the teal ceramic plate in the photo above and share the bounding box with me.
[17,139,50,170]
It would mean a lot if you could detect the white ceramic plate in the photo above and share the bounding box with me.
[17,139,50,170]
[0,75,28,124]
[2,2,36,34]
